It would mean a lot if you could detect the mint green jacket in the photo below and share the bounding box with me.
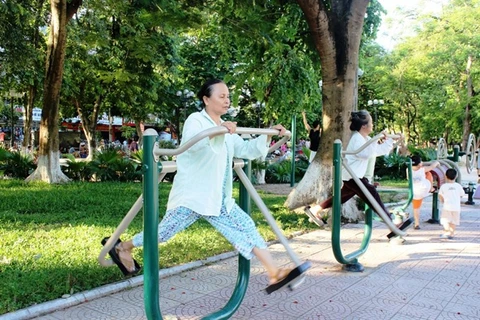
[167,109,269,216]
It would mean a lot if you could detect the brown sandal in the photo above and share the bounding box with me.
[101,237,141,277]
[115,243,136,273]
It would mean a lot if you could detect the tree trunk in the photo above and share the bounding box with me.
[26,0,82,183]
[461,55,473,151]
[108,108,114,142]
[23,86,36,149]
[286,0,369,219]
[77,94,102,160]
[134,119,144,147]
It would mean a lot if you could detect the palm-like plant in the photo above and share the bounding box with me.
[0,149,36,178]
[89,149,124,181]
[88,149,142,182]
[62,154,91,181]
[266,161,291,183]
[376,153,409,179]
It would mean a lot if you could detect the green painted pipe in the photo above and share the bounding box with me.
[290,114,297,187]
[143,133,162,320]
[202,159,251,319]
[331,140,371,266]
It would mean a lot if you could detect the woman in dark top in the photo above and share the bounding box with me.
[302,111,322,163]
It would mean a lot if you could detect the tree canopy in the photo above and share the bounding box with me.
[1,0,479,184]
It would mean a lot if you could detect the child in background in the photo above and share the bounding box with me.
[411,155,440,229]
[438,168,465,239]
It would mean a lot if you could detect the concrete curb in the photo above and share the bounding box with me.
[0,251,238,320]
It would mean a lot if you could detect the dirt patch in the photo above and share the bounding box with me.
[254,183,293,196]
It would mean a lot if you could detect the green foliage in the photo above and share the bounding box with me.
[59,149,142,182]
[266,160,291,183]
[0,104,22,126]
[88,149,142,182]
[129,148,143,163]
[294,158,310,181]
[61,155,92,181]
[0,148,36,179]
[375,153,409,180]
[0,0,47,100]
[120,126,136,140]
[407,147,438,161]
[265,158,308,183]
[360,1,480,145]
[252,158,268,171]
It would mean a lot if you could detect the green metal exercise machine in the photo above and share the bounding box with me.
[99,127,310,320]
[330,134,413,272]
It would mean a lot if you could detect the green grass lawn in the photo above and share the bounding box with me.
[0,179,315,314]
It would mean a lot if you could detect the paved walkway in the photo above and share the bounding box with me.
[2,167,479,320]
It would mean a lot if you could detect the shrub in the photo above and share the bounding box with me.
[408,147,437,161]
[61,154,92,181]
[265,157,308,184]
[375,153,409,180]
[89,149,141,182]
[266,160,291,183]
[0,148,36,178]
[294,158,309,181]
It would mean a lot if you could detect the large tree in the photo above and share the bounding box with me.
[0,0,48,150]
[285,0,377,212]
[176,0,381,215]
[26,0,82,183]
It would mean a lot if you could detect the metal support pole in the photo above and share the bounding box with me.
[453,145,459,162]
[428,192,440,224]
[143,130,162,320]
[290,114,297,187]
[331,140,371,272]
[203,159,251,320]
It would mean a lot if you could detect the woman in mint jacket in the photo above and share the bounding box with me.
[111,79,298,292]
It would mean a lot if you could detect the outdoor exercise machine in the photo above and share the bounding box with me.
[99,126,310,320]
[427,158,477,224]
[428,160,457,223]
[329,134,413,272]
[437,133,477,174]
[436,135,477,206]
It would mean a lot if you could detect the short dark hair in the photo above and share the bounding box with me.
[197,79,224,108]
[349,110,370,131]
[445,168,457,180]
[411,155,422,166]
[312,120,320,128]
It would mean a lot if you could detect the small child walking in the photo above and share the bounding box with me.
[438,168,465,239]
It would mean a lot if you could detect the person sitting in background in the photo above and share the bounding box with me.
[79,142,88,158]
[129,138,138,152]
